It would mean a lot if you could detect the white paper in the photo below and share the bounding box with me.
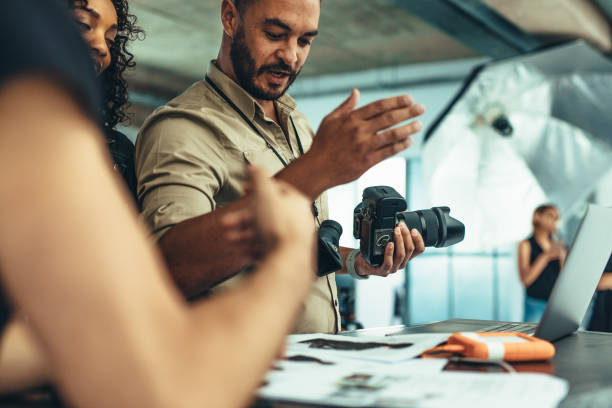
[260,366,568,408]
[285,333,450,364]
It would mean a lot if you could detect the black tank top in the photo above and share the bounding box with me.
[526,235,562,300]
[105,127,138,207]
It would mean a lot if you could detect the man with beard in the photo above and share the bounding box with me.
[135,0,426,334]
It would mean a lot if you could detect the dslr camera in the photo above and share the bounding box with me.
[353,186,465,266]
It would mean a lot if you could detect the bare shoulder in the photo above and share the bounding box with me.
[517,240,531,255]
[0,76,102,160]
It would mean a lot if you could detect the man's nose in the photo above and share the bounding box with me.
[276,41,299,69]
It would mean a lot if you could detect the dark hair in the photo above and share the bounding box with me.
[534,204,557,215]
[101,0,144,128]
[232,0,255,13]
[532,203,558,231]
[233,0,322,13]
[66,0,144,128]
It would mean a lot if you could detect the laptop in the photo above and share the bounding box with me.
[390,204,612,342]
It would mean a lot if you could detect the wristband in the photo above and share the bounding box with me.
[347,249,369,280]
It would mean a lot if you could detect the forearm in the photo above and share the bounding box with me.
[337,246,356,274]
[159,197,253,297]
[597,273,612,291]
[185,245,314,408]
[160,152,331,296]
[275,151,331,201]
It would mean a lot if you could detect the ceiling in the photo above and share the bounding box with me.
[124,0,612,126]
[128,0,478,82]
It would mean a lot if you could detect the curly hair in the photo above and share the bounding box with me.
[66,0,143,128]
[100,0,144,128]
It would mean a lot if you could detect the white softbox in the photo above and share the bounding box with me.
[423,41,612,250]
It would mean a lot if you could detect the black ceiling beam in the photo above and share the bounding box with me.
[390,0,544,59]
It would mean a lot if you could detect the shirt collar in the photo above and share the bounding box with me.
[206,61,297,121]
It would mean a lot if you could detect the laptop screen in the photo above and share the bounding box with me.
[535,204,612,341]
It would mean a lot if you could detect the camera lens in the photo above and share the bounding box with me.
[397,207,465,248]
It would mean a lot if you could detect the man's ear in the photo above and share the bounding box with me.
[221,0,239,38]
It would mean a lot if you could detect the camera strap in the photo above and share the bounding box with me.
[205,76,304,165]
[205,75,319,219]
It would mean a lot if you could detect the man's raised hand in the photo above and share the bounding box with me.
[306,89,425,187]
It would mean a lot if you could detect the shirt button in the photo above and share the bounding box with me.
[334,299,338,307]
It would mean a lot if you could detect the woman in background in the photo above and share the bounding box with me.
[518,204,567,322]
[69,0,143,202]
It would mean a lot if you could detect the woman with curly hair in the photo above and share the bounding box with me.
[69,0,143,202]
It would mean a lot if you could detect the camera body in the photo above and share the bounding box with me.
[353,186,407,266]
[354,186,465,266]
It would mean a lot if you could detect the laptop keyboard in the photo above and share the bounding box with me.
[478,323,537,335]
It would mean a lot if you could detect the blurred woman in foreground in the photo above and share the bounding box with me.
[0,2,316,407]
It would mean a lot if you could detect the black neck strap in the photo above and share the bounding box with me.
[205,75,318,219]
[205,75,304,166]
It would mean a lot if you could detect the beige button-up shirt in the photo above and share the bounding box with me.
[135,62,340,334]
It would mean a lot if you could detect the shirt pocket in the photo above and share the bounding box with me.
[242,149,286,176]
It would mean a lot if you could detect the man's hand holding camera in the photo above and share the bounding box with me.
[351,187,465,278]
[355,222,425,277]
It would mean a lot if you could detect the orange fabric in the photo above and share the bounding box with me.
[421,332,555,362]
